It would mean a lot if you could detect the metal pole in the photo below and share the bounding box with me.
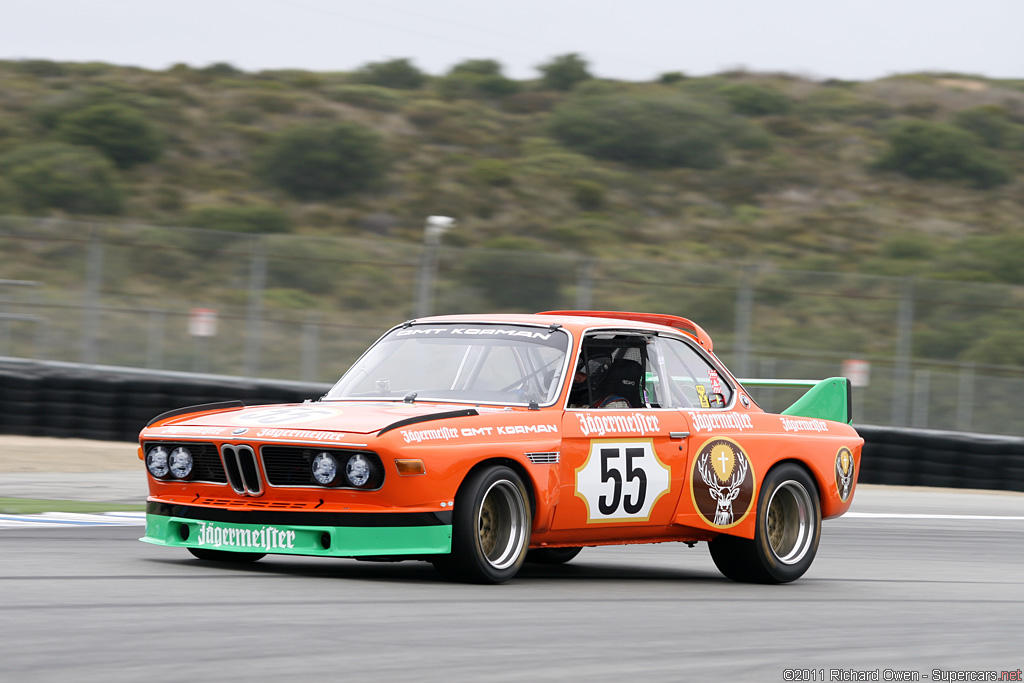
[733,265,756,378]
[415,239,439,318]
[956,362,975,432]
[890,277,914,427]
[415,216,454,318]
[244,236,266,377]
[301,313,319,382]
[758,357,776,413]
[147,310,165,369]
[911,369,930,429]
[80,229,104,365]
[574,257,594,310]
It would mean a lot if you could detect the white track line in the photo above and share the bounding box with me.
[0,511,146,529]
[845,512,1024,521]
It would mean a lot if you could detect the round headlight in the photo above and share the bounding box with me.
[146,446,169,478]
[346,454,371,487]
[169,447,193,479]
[311,452,339,486]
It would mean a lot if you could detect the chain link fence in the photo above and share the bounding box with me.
[3,216,1024,435]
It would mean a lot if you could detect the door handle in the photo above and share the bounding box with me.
[669,432,689,440]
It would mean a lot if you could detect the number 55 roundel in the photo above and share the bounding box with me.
[575,439,671,523]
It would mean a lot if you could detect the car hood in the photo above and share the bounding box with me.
[159,401,481,436]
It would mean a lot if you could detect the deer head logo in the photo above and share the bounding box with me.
[835,447,855,502]
[696,443,749,526]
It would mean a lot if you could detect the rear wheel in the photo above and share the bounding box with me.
[709,463,820,584]
[433,465,532,584]
[526,547,583,565]
[188,548,266,563]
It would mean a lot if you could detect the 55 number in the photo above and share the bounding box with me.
[598,447,648,515]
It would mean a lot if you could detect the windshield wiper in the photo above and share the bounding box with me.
[403,391,418,404]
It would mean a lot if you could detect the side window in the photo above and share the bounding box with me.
[652,337,733,409]
[569,335,652,409]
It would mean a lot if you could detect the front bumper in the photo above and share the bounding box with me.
[141,502,453,557]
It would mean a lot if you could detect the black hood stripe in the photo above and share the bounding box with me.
[147,401,247,427]
[377,408,479,436]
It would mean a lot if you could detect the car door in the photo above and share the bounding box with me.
[550,332,690,534]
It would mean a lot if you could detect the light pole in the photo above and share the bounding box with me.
[415,216,455,318]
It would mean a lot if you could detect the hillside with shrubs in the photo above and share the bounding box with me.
[1,56,1022,273]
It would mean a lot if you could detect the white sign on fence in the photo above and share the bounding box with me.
[842,359,871,388]
[189,308,218,337]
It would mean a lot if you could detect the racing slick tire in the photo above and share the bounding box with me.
[188,548,266,563]
[526,547,583,565]
[709,463,820,584]
[433,465,532,584]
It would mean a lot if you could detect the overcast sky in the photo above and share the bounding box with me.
[2,0,1022,82]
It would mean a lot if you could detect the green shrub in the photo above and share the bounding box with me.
[469,159,513,187]
[537,53,592,91]
[659,72,687,84]
[720,83,791,115]
[952,106,1016,148]
[572,179,606,210]
[325,84,405,111]
[437,60,519,100]
[0,143,122,214]
[500,91,562,114]
[259,122,389,199]
[874,120,1012,188]
[450,59,504,76]
[185,205,291,234]
[762,115,809,137]
[56,102,163,168]
[200,62,243,77]
[882,232,935,259]
[241,91,300,114]
[798,88,893,123]
[13,60,67,77]
[353,58,427,90]
[549,94,727,169]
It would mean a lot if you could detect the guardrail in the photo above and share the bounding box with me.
[1,359,1021,493]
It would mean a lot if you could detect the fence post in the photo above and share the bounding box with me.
[574,257,594,310]
[244,236,266,377]
[147,310,165,369]
[415,216,454,318]
[80,228,104,365]
[911,368,930,429]
[890,277,914,427]
[733,265,756,378]
[301,313,320,382]
[956,362,975,432]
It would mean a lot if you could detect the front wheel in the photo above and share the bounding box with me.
[709,463,820,584]
[188,547,266,563]
[433,465,532,584]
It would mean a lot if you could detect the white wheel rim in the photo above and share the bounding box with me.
[765,480,814,565]
[477,479,528,570]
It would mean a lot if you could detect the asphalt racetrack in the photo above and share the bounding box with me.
[2,487,1022,682]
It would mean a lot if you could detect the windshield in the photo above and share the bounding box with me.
[325,324,571,406]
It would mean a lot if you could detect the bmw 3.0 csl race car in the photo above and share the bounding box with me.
[140,311,862,584]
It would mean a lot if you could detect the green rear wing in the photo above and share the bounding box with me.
[738,377,853,424]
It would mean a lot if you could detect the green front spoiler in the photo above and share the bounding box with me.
[739,376,853,424]
[142,509,452,557]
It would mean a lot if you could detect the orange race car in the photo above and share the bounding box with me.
[139,311,862,584]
